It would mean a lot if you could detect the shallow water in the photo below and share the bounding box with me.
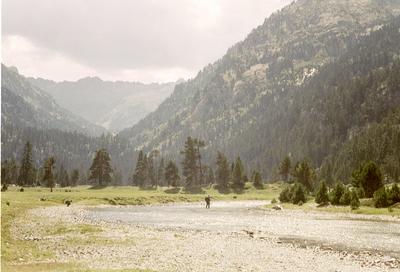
[88,201,400,257]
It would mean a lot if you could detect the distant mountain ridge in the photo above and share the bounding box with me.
[28,76,178,132]
[119,0,400,179]
[1,65,107,136]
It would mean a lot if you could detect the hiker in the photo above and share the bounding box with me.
[205,195,211,209]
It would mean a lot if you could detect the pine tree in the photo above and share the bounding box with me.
[1,160,10,191]
[292,160,313,190]
[181,137,198,187]
[278,156,291,182]
[147,152,157,187]
[18,141,35,186]
[157,157,165,186]
[133,150,148,187]
[165,160,180,187]
[359,161,383,198]
[215,151,230,189]
[43,157,56,192]
[252,171,263,189]
[193,139,205,185]
[232,157,245,190]
[58,165,69,187]
[315,180,329,204]
[70,169,79,186]
[89,149,113,186]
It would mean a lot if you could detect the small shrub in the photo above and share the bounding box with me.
[271,198,277,204]
[350,191,360,210]
[356,187,365,199]
[330,182,344,205]
[19,187,24,192]
[388,183,400,205]
[340,188,351,205]
[292,183,306,205]
[373,187,389,208]
[298,200,304,206]
[279,187,291,203]
[315,180,329,204]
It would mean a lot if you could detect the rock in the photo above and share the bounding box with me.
[272,205,282,210]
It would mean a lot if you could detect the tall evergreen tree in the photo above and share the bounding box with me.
[18,141,35,186]
[165,160,180,187]
[133,150,148,187]
[292,160,313,190]
[252,171,263,189]
[58,165,69,187]
[157,157,165,186]
[181,137,198,187]
[278,156,291,182]
[232,157,245,190]
[147,152,157,187]
[43,157,56,192]
[193,139,205,185]
[359,161,383,198]
[215,152,230,189]
[89,149,113,186]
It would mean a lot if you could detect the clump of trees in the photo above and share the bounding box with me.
[279,183,306,205]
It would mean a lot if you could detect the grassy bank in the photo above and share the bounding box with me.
[1,184,280,272]
[266,197,400,217]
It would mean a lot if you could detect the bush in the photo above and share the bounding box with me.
[356,187,365,199]
[330,182,345,205]
[279,183,307,204]
[279,187,291,203]
[350,190,360,210]
[340,188,351,205]
[315,180,329,204]
[359,161,383,198]
[271,198,277,204]
[292,183,306,205]
[373,187,389,208]
[388,183,400,205]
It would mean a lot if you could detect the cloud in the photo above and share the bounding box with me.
[2,0,291,82]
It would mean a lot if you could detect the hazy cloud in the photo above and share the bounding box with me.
[2,0,291,82]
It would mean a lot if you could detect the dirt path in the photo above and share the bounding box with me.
[17,201,400,271]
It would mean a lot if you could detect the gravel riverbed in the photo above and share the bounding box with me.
[12,201,400,271]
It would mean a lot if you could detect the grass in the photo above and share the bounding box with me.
[1,183,280,272]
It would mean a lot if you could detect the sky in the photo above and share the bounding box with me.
[2,0,291,83]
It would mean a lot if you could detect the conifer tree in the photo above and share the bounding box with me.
[315,180,329,204]
[359,161,383,197]
[89,149,113,186]
[133,150,148,187]
[18,141,35,186]
[215,151,230,189]
[157,157,165,186]
[279,156,291,182]
[252,171,263,189]
[292,160,313,190]
[43,157,56,192]
[181,137,198,187]
[165,160,180,187]
[232,157,245,190]
[193,139,205,184]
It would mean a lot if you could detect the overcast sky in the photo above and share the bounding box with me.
[2,0,291,83]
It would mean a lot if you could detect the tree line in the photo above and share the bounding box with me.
[276,156,400,208]
[1,137,265,192]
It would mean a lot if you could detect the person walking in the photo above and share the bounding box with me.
[205,195,211,209]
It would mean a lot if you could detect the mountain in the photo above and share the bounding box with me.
[28,77,177,132]
[1,65,106,136]
[119,0,400,180]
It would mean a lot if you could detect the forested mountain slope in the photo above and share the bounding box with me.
[119,0,400,180]
[1,65,106,136]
